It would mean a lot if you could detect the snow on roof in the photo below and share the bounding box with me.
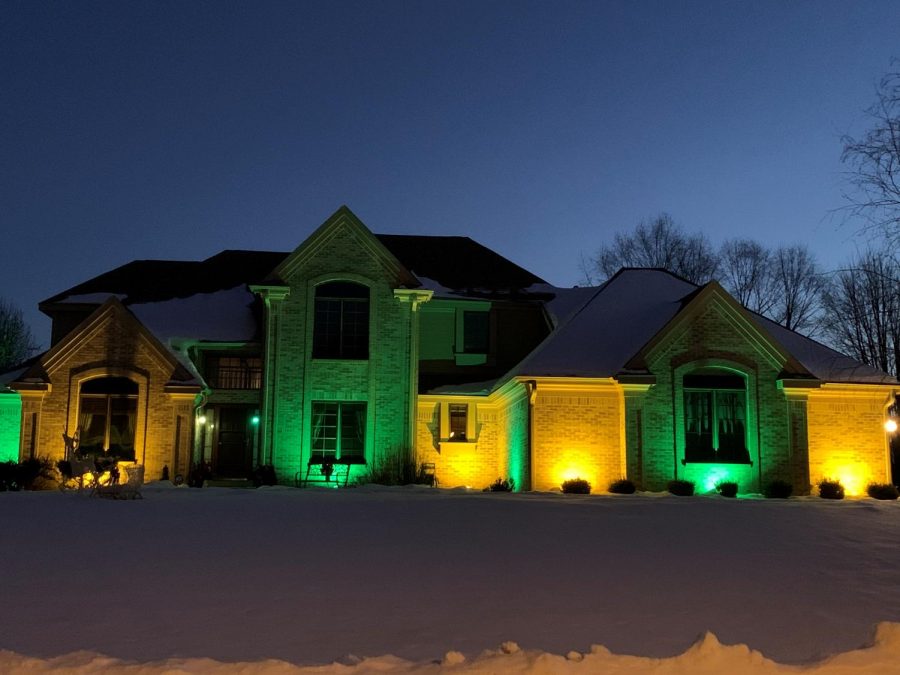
[754,315,896,384]
[526,283,600,327]
[58,292,127,304]
[510,270,695,379]
[129,286,258,343]
[509,269,897,386]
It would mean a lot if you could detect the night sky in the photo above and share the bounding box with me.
[3,1,899,348]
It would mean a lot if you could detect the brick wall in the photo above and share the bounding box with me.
[14,304,193,481]
[267,222,414,483]
[530,383,622,492]
[640,297,791,493]
[806,387,891,495]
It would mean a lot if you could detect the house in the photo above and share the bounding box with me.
[2,206,897,495]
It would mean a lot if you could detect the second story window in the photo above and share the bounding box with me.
[208,356,262,389]
[313,281,370,360]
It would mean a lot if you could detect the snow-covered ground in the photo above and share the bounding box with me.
[3,485,900,674]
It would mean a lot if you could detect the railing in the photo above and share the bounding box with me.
[210,365,262,390]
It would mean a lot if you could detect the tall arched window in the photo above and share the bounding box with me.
[78,377,138,460]
[683,368,749,464]
[313,281,370,360]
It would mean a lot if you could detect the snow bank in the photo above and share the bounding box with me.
[4,624,900,673]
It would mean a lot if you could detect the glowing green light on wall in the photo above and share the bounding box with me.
[251,415,260,425]
[0,392,22,463]
[700,467,736,493]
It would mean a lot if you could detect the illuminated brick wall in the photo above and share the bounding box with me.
[11,303,195,481]
[0,392,21,462]
[639,297,793,494]
[263,217,415,484]
[529,381,623,492]
[806,386,891,495]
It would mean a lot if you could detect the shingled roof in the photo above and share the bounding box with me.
[508,268,897,386]
[41,235,544,310]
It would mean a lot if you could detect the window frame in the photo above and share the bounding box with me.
[683,374,750,465]
[312,281,370,361]
[310,401,367,463]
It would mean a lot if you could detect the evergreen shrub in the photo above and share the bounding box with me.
[764,480,793,499]
[716,481,738,498]
[561,478,591,494]
[485,478,514,492]
[867,483,899,500]
[608,478,636,494]
[667,479,695,496]
[818,479,845,500]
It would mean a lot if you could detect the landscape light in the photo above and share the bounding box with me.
[885,419,898,433]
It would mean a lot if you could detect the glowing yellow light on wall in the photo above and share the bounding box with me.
[885,419,898,433]
[197,415,207,425]
[821,461,869,497]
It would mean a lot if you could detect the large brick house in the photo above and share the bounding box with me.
[2,207,896,495]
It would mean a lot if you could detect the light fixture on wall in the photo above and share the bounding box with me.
[885,418,898,433]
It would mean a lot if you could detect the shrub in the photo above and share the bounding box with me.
[667,479,695,496]
[764,479,793,499]
[561,478,591,494]
[360,453,435,486]
[251,464,278,487]
[818,478,845,500]
[867,483,899,500]
[716,481,738,498]
[0,458,56,491]
[485,478,514,492]
[608,478,636,494]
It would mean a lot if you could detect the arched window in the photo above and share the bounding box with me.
[78,377,138,460]
[683,368,749,464]
[313,281,370,360]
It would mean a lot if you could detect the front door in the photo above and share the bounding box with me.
[214,407,253,477]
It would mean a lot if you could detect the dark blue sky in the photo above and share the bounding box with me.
[3,1,899,347]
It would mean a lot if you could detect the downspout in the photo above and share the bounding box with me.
[526,380,537,491]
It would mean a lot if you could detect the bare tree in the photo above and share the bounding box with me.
[841,65,900,240]
[719,239,777,315]
[821,251,900,378]
[0,298,36,372]
[770,245,823,335]
[584,214,719,284]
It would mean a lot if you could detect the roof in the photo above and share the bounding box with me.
[509,268,897,386]
[374,234,545,291]
[42,236,543,310]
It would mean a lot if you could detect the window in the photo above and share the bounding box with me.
[684,371,749,464]
[448,404,467,441]
[462,311,489,353]
[78,377,138,461]
[311,402,366,462]
[313,282,370,359]
[207,355,262,389]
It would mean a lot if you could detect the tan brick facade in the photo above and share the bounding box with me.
[11,301,197,481]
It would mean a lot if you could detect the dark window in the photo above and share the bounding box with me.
[313,282,370,359]
[208,356,262,389]
[311,401,366,461]
[684,372,749,464]
[449,404,467,441]
[78,377,138,461]
[463,311,489,353]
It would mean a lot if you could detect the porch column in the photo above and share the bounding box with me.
[394,289,433,462]
[250,284,290,466]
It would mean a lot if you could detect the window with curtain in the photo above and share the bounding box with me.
[78,377,138,461]
[313,282,370,359]
[683,371,749,464]
[311,402,366,462]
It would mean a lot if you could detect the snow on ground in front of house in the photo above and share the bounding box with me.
[4,485,900,674]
